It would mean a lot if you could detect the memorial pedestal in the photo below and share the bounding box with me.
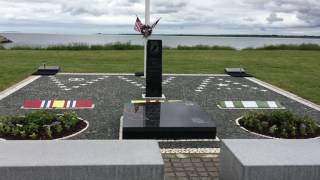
[122,101,216,139]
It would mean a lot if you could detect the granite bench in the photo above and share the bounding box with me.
[0,140,164,180]
[220,139,320,180]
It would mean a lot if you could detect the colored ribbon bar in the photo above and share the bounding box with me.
[218,101,284,109]
[22,100,94,109]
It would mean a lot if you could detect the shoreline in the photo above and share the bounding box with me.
[1,32,320,39]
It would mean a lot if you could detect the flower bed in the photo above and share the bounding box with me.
[0,111,88,140]
[238,111,320,139]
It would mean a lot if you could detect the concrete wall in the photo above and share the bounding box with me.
[0,140,164,180]
[220,139,320,180]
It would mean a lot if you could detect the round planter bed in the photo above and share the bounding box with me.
[0,111,89,140]
[235,112,320,139]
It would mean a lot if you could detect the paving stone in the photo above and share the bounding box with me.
[200,177,212,180]
[185,167,195,171]
[166,172,175,177]
[165,167,173,172]
[176,177,188,180]
[196,167,207,172]
[172,163,183,167]
[189,174,199,178]
[209,172,218,177]
[191,158,201,162]
[204,162,215,167]
[180,158,191,163]
[171,159,181,162]
[175,167,184,171]
[194,162,204,167]
[202,158,212,162]
[182,162,193,167]
[175,172,187,177]
[190,178,201,180]
[199,172,209,177]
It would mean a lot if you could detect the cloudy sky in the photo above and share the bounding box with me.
[0,0,320,35]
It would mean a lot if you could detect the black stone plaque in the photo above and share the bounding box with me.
[122,101,216,139]
[33,65,60,75]
[146,40,162,97]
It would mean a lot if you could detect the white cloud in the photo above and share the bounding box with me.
[0,0,319,35]
[266,13,283,24]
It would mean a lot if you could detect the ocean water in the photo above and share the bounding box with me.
[2,33,320,50]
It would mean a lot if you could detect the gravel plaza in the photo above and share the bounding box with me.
[1,73,319,179]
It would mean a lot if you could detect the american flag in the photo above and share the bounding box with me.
[134,17,143,32]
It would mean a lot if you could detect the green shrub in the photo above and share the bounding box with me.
[177,45,235,50]
[239,110,319,138]
[58,111,79,130]
[0,111,81,139]
[244,44,320,51]
[5,42,236,50]
[10,46,42,50]
[46,42,144,50]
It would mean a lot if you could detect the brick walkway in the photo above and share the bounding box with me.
[162,153,220,180]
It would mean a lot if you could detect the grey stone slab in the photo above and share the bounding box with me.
[219,139,320,180]
[0,140,164,180]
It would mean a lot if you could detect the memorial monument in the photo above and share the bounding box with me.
[121,0,216,139]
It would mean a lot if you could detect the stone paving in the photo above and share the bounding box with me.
[162,152,220,180]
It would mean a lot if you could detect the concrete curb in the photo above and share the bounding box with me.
[0,76,41,101]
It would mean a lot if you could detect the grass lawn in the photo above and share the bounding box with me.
[0,50,319,104]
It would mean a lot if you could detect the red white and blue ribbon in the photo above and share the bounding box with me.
[22,100,94,109]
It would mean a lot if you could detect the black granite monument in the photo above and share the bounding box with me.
[123,101,216,139]
[34,64,60,75]
[122,39,216,139]
[146,40,162,97]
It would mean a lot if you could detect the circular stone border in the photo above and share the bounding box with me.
[0,117,89,141]
[235,117,320,139]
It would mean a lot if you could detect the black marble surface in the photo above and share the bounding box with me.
[146,40,162,97]
[122,101,216,139]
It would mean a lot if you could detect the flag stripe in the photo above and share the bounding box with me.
[72,101,77,108]
[41,100,45,108]
[224,101,234,108]
[67,100,71,108]
[267,101,278,108]
[49,100,54,108]
[242,101,258,108]
[134,17,143,32]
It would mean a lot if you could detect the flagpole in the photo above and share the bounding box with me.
[144,0,150,78]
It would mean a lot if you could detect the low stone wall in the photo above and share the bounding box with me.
[219,139,320,180]
[0,140,164,180]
